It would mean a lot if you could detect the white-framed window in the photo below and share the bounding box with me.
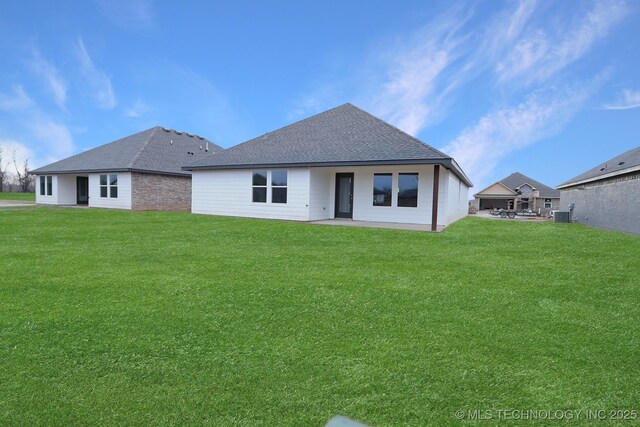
[372,172,419,208]
[271,171,287,204]
[398,173,419,207]
[39,176,52,196]
[252,171,267,203]
[373,173,392,206]
[100,174,118,198]
[544,198,552,209]
[252,170,288,204]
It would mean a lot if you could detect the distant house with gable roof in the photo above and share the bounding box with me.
[31,127,222,211]
[473,172,560,214]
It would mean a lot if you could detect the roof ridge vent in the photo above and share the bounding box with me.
[162,127,171,132]
[175,130,183,135]
[197,135,204,140]
[186,133,194,137]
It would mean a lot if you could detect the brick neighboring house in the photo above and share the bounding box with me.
[473,172,560,214]
[557,146,640,235]
[31,127,222,211]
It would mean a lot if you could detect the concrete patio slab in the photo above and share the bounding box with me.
[472,211,553,222]
[0,200,35,208]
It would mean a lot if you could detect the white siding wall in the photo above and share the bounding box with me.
[443,169,469,225]
[308,168,333,220]
[192,169,310,220]
[35,175,58,205]
[193,165,466,226]
[88,172,132,210]
[57,175,78,205]
[309,165,448,225]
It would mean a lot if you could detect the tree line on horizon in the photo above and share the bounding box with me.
[0,147,35,193]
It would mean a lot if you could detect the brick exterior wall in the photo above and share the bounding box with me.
[559,171,640,235]
[131,172,192,211]
[533,197,560,216]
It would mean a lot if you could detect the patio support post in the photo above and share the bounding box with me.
[431,165,440,231]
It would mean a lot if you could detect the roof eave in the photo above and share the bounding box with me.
[30,168,191,177]
[557,164,640,189]
[184,158,473,187]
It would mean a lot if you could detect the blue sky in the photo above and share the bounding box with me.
[0,0,638,190]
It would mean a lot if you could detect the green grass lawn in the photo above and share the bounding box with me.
[0,191,35,201]
[1,208,638,426]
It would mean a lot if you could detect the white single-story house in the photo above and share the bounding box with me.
[184,103,472,230]
[473,172,560,214]
[31,127,221,211]
[557,145,640,235]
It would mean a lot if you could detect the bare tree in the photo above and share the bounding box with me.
[0,147,6,192]
[12,151,35,193]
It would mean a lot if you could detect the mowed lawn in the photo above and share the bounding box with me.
[1,208,638,426]
[0,192,35,201]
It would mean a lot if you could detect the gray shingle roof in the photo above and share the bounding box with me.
[498,172,560,198]
[557,145,640,188]
[31,127,222,176]
[184,103,472,186]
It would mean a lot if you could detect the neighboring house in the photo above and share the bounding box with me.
[31,127,222,211]
[184,103,472,230]
[557,146,640,235]
[473,172,560,214]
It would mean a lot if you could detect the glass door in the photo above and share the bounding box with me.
[335,173,354,218]
[77,176,89,205]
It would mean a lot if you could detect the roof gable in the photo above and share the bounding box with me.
[185,103,472,186]
[558,145,640,188]
[474,181,517,196]
[498,172,560,198]
[516,183,536,191]
[31,127,222,176]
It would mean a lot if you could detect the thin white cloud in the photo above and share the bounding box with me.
[29,50,67,108]
[96,0,155,29]
[125,98,149,118]
[0,85,33,111]
[75,38,117,109]
[603,89,640,110]
[372,39,458,135]
[477,0,539,67]
[440,85,592,188]
[369,8,473,135]
[0,84,75,167]
[496,0,628,84]
[28,119,75,159]
[287,83,343,121]
[286,1,627,189]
